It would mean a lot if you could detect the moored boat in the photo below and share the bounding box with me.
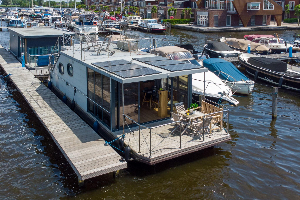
[203,41,241,58]
[7,19,25,28]
[245,34,296,53]
[239,53,300,92]
[48,37,231,165]
[138,19,165,33]
[202,58,254,95]
[151,46,239,105]
[220,37,270,55]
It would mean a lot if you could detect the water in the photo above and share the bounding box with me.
[1,27,300,199]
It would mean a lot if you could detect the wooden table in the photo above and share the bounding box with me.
[179,111,205,121]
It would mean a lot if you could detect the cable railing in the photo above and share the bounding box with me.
[122,108,229,158]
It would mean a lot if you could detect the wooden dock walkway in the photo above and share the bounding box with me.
[0,46,127,181]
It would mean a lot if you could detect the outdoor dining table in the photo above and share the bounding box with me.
[178,110,205,121]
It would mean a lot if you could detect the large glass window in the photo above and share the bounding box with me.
[121,83,138,126]
[263,0,274,10]
[87,68,111,128]
[247,2,260,10]
[289,1,295,10]
[173,76,189,109]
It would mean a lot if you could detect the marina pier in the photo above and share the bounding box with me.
[0,46,127,182]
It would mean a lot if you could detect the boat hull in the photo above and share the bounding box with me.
[239,54,300,92]
[226,81,254,95]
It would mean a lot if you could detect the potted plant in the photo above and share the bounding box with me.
[189,103,199,114]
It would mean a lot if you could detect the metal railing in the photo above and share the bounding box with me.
[122,108,229,158]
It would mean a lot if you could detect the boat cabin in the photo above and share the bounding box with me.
[9,27,74,67]
[51,41,207,132]
[7,19,25,28]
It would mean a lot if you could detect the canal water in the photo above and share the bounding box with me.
[1,27,300,199]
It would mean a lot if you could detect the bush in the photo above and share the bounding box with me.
[283,18,298,23]
[162,19,191,25]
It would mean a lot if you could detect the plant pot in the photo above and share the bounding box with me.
[189,109,193,114]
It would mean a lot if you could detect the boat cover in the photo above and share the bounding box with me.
[206,41,233,51]
[244,35,274,41]
[248,57,287,72]
[225,38,269,52]
[203,58,249,82]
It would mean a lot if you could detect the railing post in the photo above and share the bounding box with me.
[180,122,182,149]
[149,128,152,158]
[203,116,205,141]
[227,110,229,133]
[139,125,141,153]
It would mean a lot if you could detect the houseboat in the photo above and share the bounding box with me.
[9,27,74,79]
[48,38,231,165]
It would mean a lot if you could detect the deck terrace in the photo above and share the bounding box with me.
[114,119,231,165]
[0,46,127,181]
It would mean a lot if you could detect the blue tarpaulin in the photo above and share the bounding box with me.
[203,58,249,82]
[37,55,54,67]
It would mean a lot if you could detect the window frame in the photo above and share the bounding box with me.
[67,63,73,77]
[289,1,295,10]
[247,2,261,10]
[58,62,64,75]
[263,0,274,10]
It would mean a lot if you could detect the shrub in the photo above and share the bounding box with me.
[162,19,191,25]
[283,18,298,23]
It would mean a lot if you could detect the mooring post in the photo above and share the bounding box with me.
[272,87,278,119]
[289,46,293,58]
[247,44,251,53]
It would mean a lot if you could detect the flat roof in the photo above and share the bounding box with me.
[61,42,208,84]
[9,27,75,38]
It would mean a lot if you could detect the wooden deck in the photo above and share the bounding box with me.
[114,119,231,165]
[0,46,127,181]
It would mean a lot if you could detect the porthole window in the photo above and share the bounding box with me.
[59,63,64,74]
[67,63,73,76]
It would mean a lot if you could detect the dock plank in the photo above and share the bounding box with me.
[0,46,127,180]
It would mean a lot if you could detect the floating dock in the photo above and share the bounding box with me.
[0,46,127,181]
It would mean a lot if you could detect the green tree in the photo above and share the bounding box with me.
[1,0,10,6]
[294,4,300,26]
[151,6,157,14]
[285,4,290,19]
[168,7,177,18]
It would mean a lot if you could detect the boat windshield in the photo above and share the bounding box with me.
[269,38,285,44]
[166,51,194,60]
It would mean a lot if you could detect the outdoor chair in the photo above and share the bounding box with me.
[171,112,187,129]
[175,102,186,114]
[190,116,212,137]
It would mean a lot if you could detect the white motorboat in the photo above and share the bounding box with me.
[151,46,239,105]
[138,19,166,33]
[202,58,254,95]
[244,34,294,53]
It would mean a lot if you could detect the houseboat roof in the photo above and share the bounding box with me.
[61,42,208,84]
[9,27,74,38]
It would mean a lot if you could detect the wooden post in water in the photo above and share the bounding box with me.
[272,87,278,119]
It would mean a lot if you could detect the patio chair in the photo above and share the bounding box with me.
[171,112,187,129]
[190,116,212,137]
[175,102,186,114]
